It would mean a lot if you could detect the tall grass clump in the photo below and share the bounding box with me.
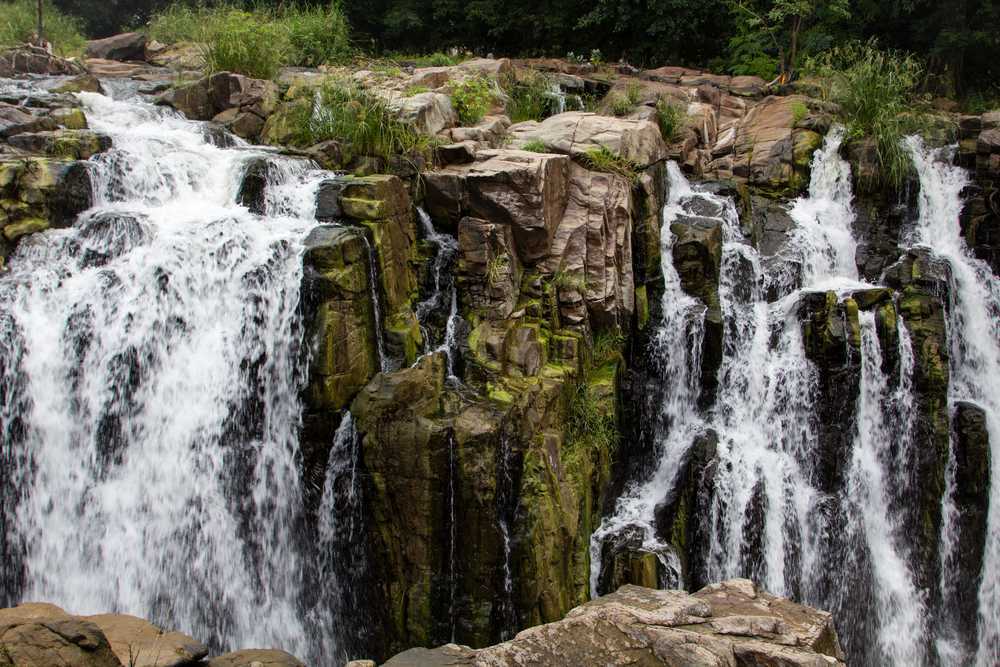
[807,40,931,188]
[283,3,352,67]
[308,79,427,158]
[147,2,353,77]
[502,70,558,123]
[581,145,639,182]
[0,0,85,56]
[655,98,682,142]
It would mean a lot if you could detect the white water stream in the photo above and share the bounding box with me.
[0,90,336,659]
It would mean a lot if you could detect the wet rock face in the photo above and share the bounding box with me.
[159,72,279,141]
[949,401,991,643]
[798,290,861,494]
[0,157,93,264]
[0,46,86,77]
[381,580,845,667]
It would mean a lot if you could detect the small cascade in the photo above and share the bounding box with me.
[415,207,461,378]
[447,431,458,642]
[311,412,368,662]
[494,432,519,640]
[361,234,390,373]
[906,137,1000,667]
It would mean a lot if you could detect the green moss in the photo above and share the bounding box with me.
[635,285,650,329]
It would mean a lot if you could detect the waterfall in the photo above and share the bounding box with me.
[593,129,960,666]
[415,207,461,379]
[494,431,518,640]
[588,161,710,596]
[906,137,1000,667]
[0,89,339,659]
[361,234,390,373]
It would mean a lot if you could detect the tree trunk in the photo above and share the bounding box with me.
[35,0,44,45]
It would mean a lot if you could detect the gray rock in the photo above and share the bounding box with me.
[85,32,148,61]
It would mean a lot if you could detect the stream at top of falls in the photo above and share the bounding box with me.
[591,126,1000,666]
[0,87,341,661]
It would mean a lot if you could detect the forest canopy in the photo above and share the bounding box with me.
[32,0,1000,98]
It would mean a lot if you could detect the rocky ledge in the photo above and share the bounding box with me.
[376,580,845,667]
[0,602,302,667]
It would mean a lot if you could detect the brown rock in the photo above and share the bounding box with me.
[206,648,305,667]
[424,149,570,264]
[0,603,122,667]
[509,112,668,166]
[84,613,208,667]
[85,32,147,61]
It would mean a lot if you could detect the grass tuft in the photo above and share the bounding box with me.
[656,98,682,142]
[580,145,639,182]
[521,139,548,153]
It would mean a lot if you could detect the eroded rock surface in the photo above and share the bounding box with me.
[381,580,845,667]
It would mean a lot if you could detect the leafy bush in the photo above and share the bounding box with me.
[521,139,548,153]
[449,76,494,126]
[502,70,557,123]
[580,145,639,182]
[656,99,682,142]
[806,40,929,188]
[308,78,428,158]
[0,0,85,55]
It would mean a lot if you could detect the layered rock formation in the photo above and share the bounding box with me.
[381,580,845,667]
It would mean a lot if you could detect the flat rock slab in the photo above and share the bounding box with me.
[207,648,306,667]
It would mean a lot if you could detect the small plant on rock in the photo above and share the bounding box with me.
[608,93,632,117]
[581,145,639,182]
[656,99,683,142]
[404,84,431,97]
[791,100,809,124]
[625,81,643,106]
[449,76,495,126]
[502,70,557,123]
[522,139,549,153]
[486,254,510,288]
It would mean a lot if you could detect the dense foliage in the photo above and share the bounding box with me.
[18,0,999,100]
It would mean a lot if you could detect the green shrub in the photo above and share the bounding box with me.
[308,78,428,158]
[656,99,682,142]
[449,76,494,126]
[521,139,548,153]
[397,51,465,67]
[502,70,556,123]
[565,377,618,459]
[283,3,352,67]
[581,145,639,181]
[806,40,929,188]
[0,0,85,56]
[201,9,287,79]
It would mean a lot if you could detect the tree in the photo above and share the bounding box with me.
[729,0,850,81]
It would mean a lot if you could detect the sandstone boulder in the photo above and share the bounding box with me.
[84,32,147,61]
[381,580,845,666]
[0,46,85,77]
[509,112,667,166]
[206,649,304,667]
[391,92,457,136]
[84,613,208,667]
[160,72,278,135]
[0,604,121,667]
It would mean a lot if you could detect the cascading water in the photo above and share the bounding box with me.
[415,207,461,378]
[905,137,1000,667]
[589,161,709,596]
[0,88,340,660]
[591,128,969,666]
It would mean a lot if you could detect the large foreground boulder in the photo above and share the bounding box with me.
[0,604,121,667]
[381,580,845,666]
[84,613,208,667]
[206,649,305,667]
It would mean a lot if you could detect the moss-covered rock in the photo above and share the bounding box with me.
[0,157,92,264]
